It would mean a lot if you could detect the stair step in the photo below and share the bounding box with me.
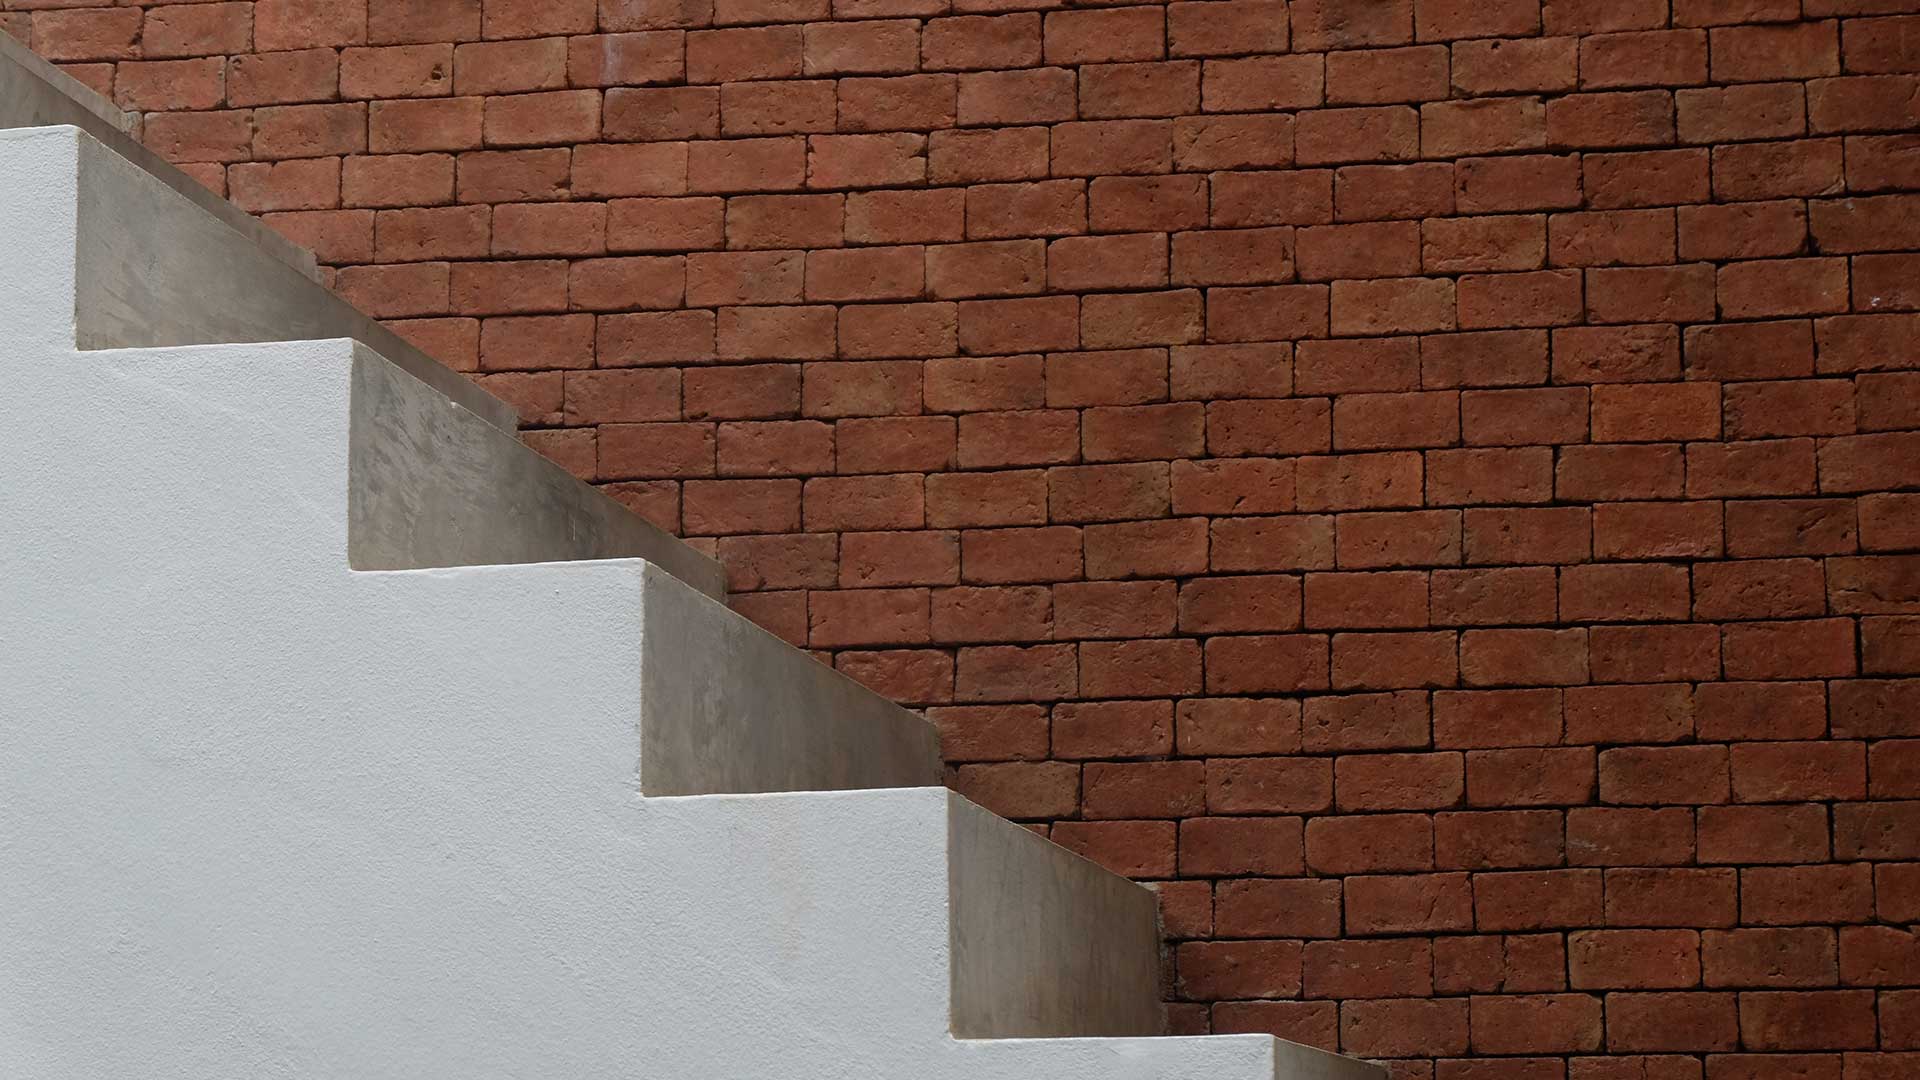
[0,106,516,433]
[0,32,319,284]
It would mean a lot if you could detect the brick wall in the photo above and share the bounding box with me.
[11,0,1920,1075]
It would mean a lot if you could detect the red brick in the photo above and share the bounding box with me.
[1606,992,1740,1053]
[1698,804,1832,864]
[1570,930,1701,990]
[955,67,1076,126]
[1743,860,1873,922]
[1209,170,1332,228]
[1302,690,1431,752]
[1569,806,1696,867]
[1455,153,1585,215]
[1180,816,1306,876]
[1476,869,1603,931]
[1167,0,1290,56]
[1605,867,1736,928]
[1055,580,1178,641]
[1176,698,1301,756]
[1205,757,1332,814]
[1050,820,1176,878]
[1330,630,1459,690]
[1205,634,1331,694]
[960,526,1081,584]
[1581,29,1710,89]
[1423,97,1549,158]
[1295,105,1418,165]
[1336,754,1465,812]
[1329,44,1452,103]
[1740,991,1878,1051]
[1177,939,1303,1001]
[1470,993,1604,1054]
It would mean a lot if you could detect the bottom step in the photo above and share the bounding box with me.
[2,772,1380,1078]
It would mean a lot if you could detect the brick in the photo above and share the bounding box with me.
[231,49,342,106]
[1423,97,1549,158]
[493,202,607,257]
[1597,499,1720,557]
[604,87,720,141]
[569,32,685,87]
[1568,806,1696,867]
[1292,0,1414,50]
[1699,804,1832,864]
[1581,29,1709,89]
[1298,220,1421,281]
[1173,113,1296,171]
[928,128,1049,185]
[1453,154,1584,216]
[1082,759,1205,818]
[1432,688,1561,748]
[1177,939,1303,1001]
[1714,20,1843,81]
[1168,0,1290,56]
[1694,559,1829,620]
[1470,994,1603,1055]
[1809,74,1920,134]
[726,193,842,250]
[1179,816,1305,876]
[1333,277,1457,335]
[1570,930,1700,990]
[1606,992,1740,1052]
[837,302,957,360]
[1703,928,1841,989]
[1295,105,1417,165]
[719,80,834,136]
[716,420,833,477]
[1740,991,1878,1051]
[458,148,570,203]
[1205,634,1331,694]
[1209,170,1332,228]
[1713,139,1845,202]
[922,14,1041,71]
[1329,630,1458,690]
[140,4,248,58]
[453,38,566,96]
[960,526,1081,585]
[1605,868,1736,932]
[951,760,1077,817]
[1330,44,1452,103]
[1678,201,1809,262]
[1044,7,1165,65]
[337,262,450,318]
[840,76,960,135]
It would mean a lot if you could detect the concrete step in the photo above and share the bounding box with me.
[0,32,319,284]
[0,71,516,432]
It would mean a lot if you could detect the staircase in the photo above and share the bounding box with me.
[0,38,1383,1080]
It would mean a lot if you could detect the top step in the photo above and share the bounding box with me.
[0,36,518,433]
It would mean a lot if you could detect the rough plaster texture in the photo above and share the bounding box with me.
[0,122,1379,1079]
[11,2,1920,1074]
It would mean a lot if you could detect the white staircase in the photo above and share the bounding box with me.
[0,40,1383,1080]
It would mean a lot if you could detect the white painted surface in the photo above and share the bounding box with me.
[0,123,1385,1079]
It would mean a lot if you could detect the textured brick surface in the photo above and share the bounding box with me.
[15,0,1920,1074]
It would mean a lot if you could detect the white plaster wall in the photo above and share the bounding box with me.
[0,123,1384,1080]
